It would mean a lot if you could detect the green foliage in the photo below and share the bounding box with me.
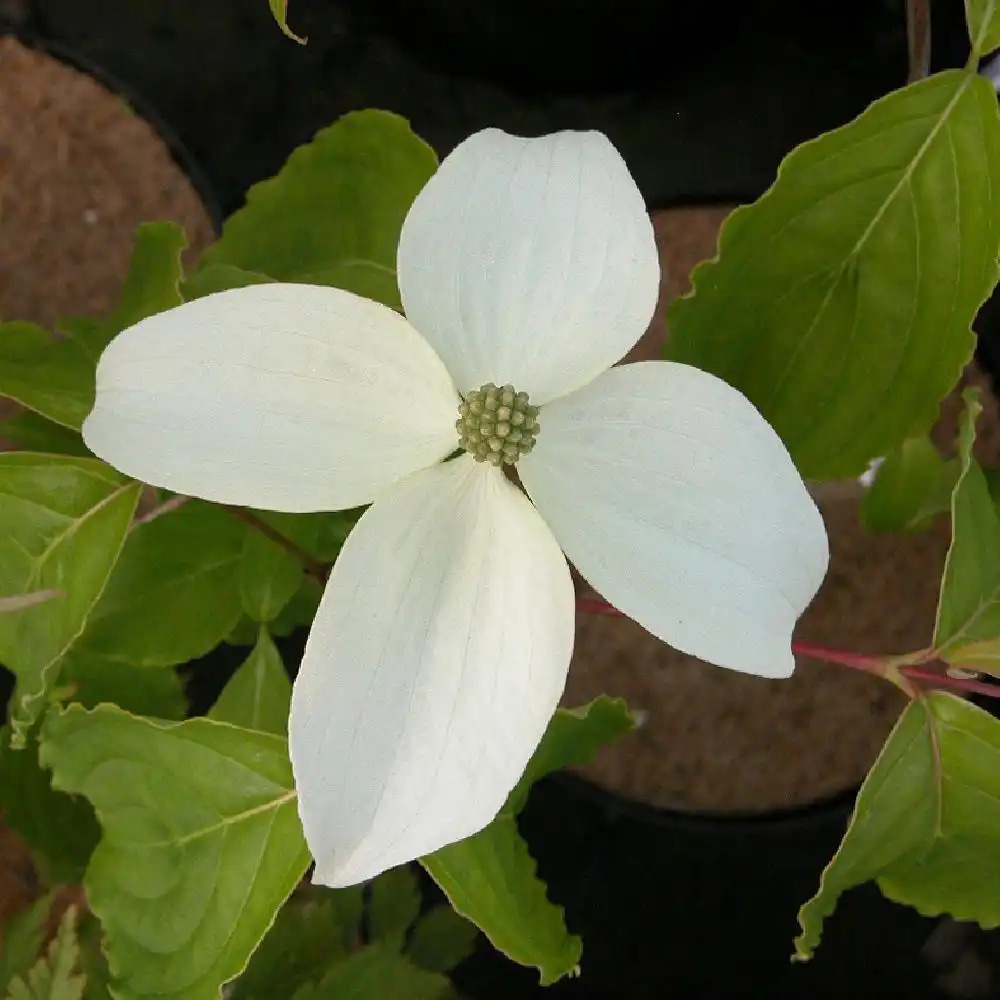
[40,705,310,1000]
[194,111,436,309]
[931,390,1000,670]
[229,889,363,1000]
[209,629,290,735]
[58,655,186,720]
[369,867,422,948]
[859,437,958,533]
[967,0,1000,56]
[795,390,1000,955]
[6,906,85,1000]
[796,693,1000,957]
[68,223,186,363]
[73,501,247,669]
[406,906,479,975]
[0,411,87,458]
[0,727,99,885]
[423,817,577,986]
[422,697,633,984]
[0,324,94,430]
[310,509,362,561]
[180,264,269,301]
[227,577,323,647]
[507,696,634,814]
[290,946,455,1000]
[667,69,1000,479]
[182,261,402,311]
[75,914,112,1000]
[267,0,306,43]
[231,869,473,1000]
[0,455,140,745]
[0,895,54,997]
[239,513,320,623]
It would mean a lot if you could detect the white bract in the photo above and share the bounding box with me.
[83,128,829,886]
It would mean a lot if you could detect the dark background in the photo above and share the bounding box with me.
[4,1,998,997]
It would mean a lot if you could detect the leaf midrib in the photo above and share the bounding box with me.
[24,483,137,591]
[756,72,972,417]
[146,790,296,849]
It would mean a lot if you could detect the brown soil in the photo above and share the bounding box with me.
[0,36,215,326]
[562,206,998,814]
[0,35,214,936]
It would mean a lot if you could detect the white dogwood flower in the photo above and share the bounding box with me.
[83,128,828,886]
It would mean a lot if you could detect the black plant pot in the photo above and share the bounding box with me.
[31,0,912,214]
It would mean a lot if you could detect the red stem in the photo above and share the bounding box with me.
[900,665,1000,700]
[575,595,1000,699]
[789,640,884,674]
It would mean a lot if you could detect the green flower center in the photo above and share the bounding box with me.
[456,383,540,466]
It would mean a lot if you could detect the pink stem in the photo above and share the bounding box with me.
[900,665,1000,700]
[575,596,1000,699]
[790,640,885,674]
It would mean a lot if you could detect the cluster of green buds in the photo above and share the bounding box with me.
[456,382,540,466]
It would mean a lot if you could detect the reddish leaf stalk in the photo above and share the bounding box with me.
[789,640,885,675]
[575,596,1000,699]
[899,665,1000,700]
[223,505,329,585]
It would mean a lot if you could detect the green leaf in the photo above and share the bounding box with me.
[0,727,99,885]
[422,816,578,986]
[74,501,247,668]
[39,705,311,1000]
[180,264,270,301]
[368,867,421,947]
[230,890,363,1000]
[209,629,290,735]
[68,223,186,363]
[506,696,634,815]
[796,692,1000,958]
[270,576,322,636]
[0,895,54,996]
[60,656,186,720]
[310,510,361,562]
[0,324,94,430]
[0,411,88,458]
[967,0,1000,56]
[289,946,453,1000]
[195,111,436,309]
[931,389,1000,670]
[76,914,112,1000]
[407,907,478,974]
[419,697,632,983]
[267,0,306,43]
[227,576,323,648]
[239,513,318,623]
[181,261,403,311]
[859,437,959,533]
[6,906,85,1000]
[0,455,140,745]
[295,260,402,312]
[667,70,1000,479]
